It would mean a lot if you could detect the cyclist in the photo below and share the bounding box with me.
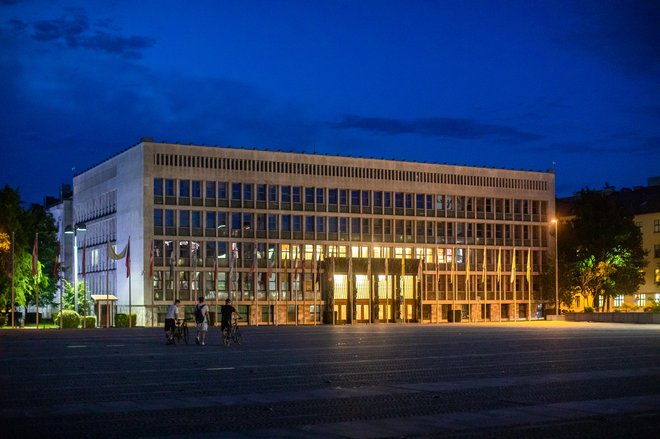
[220,298,239,340]
[165,299,180,345]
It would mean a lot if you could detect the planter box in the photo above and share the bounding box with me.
[564,312,660,324]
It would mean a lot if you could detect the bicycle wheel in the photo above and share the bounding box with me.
[182,325,189,344]
[232,325,241,344]
[223,328,230,346]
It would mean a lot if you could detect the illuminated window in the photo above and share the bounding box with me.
[613,295,624,307]
[655,219,660,233]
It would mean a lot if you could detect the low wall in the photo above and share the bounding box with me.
[564,312,660,324]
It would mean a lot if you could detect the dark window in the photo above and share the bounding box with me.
[191,211,201,228]
[292,186,301,203]
[205,181,216,199]
[218,182,228,199]
[232,183,242,201]
[154,178,163,196]
[179,211,190,227]
[179,180,190,197]
[305,187,314,204]
[316,188,324,204]
[165,179,175,197]
[191,181,201,198]
[257,184,267,201]
[329,189,338,205]
[154,209,163,226]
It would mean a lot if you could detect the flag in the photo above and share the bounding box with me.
[169,246,176,278]
[149,243,154,278]
[313,249,319,285]
[481,247,487,284]
[267,247,274,280]
[191,242,198,273]
[465,247,470,285]
[497,247,502,284]
[384,254,389,278]
[54,243,60,276]
[250,245,257,274]
[213,257,218,291]
[107,241,127,260]
[82,239,87,278]
[32,233,38,277]
[526,248,532,285]
[125,238,131,278]
[450,248,456,284]
[510,248,516,284]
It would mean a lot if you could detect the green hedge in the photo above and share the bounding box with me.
[54,310,82,328]
[115,313,137,327]
[82,316,96,328]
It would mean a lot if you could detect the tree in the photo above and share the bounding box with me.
[60,279,91,315]
[0,186,60,311]
[560,189,646,310]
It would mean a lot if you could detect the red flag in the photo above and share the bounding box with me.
[82,239,87,278]
[54,243,60,276]
[149,243,154,278]
[125,238,131,278]
[32,233,38,277]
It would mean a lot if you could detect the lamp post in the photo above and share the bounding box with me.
[551,218,559,315]
[65,222,87,311]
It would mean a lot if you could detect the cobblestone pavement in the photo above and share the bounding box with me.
[1,322,660,438]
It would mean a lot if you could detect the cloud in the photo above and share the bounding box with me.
[556,0,660,76]
[334,115,543,144]
[30,8,154,59]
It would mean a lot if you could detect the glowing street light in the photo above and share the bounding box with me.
[65,222,87,311]
[551,218,559,316]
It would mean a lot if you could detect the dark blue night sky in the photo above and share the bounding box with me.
[2,0,659,204]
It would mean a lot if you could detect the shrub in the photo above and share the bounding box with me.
[83,316,96,328]
[616,302,640,312]
[644,299,660,313]
[115,313,137,328]
[55,310,82,328]
[583,306,594,313]
[0,313,5,327]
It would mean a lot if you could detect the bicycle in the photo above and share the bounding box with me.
[173,318,190,344]
[223,317,241,346]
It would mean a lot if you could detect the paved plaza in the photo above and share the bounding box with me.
[2,322,660,438]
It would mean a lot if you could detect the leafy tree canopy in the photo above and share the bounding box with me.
[0,186,59,310]
[560,189,646,309]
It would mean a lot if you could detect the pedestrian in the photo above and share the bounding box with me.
[195,296,210,345]
[164,299,180,344]
[220,298,239,339]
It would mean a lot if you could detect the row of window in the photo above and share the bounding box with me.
[153,153,550,191]
[153,240,543,268]
[154,209,549,242]
[154,179,549,216]
[152,269,540,304]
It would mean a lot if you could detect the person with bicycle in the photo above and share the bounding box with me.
[220,298,240,341]
[164,299,180,345]
[195,296,210,346]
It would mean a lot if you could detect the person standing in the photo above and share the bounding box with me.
[195,296,210,345]
[165,299,180,345]
[220,298,239,339]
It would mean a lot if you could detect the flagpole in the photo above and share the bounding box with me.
[11,232,15,327]
[127,237,132,328]
[512,248,517,322]
[33,233,39,328]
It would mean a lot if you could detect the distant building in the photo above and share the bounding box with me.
[45,184,73,317]
[557,183,660,310]
[72,140,556,326]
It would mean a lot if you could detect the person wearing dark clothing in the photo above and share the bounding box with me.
[220,298,239,335]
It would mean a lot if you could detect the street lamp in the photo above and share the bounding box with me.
[65,222,87,311]
[551,218,559,316]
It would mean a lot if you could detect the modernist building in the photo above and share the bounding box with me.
[73,139,556,326]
